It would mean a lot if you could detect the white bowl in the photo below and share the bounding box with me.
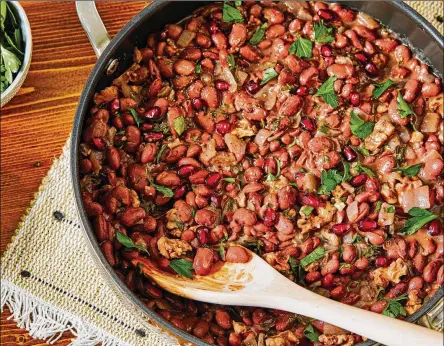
[1,1,32,108]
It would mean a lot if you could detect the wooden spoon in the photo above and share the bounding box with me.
[133,247,442,346]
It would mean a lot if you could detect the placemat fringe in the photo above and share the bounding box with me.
[1,280,130,346]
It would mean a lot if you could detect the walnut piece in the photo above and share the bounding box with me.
[157,237,192,259]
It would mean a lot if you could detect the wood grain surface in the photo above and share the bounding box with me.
[1,2,148,345]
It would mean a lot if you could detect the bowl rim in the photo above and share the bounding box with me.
[0,1,33,107]
[70,1,444,346]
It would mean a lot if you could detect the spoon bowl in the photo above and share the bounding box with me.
[133,246,443,346]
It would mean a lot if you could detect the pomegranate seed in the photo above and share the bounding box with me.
[428,219,442,236]
[365,62,378,76]
[209,21,219,34]
[252,309,266,324]
[160,30,167,39]
[350,174,368,187]
[92,137,105,151]
[210,194,222,208]
[263,208,277,227]
[264,157,277,175]
[216,120,232,134]
[215,80,230,91]
[196,226,209,245]
[343,146,357,162]
[301,193,321,208]
[141,123,153,131]
[331,223,352,236]
[354,52,368,64]
[205,172,222,188]
[178,165,196,177]
[318,9,337,22]
[173,185,187,199]
[110,98,120,113]
[238,59,250,68]
[349,92,360,106]
[375,257,388,268]
[321,45,333,57]
[144,106,162,121]
[322,273,335,288]
[300,117,316,132]
[296,86,308,96]
[192,97,205,110]
[358,219,377,232]
[143,132,163,142]
[245,80,260,95]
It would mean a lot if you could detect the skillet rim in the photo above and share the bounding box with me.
[70,2,444,345]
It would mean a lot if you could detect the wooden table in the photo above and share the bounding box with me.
[1,2,148,344]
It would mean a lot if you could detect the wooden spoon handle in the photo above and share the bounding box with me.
[271,285,442,346]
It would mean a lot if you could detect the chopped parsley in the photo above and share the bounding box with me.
[372,80,394,99]
[261,67,278,85]
[350,111,375,139]
[288,37,313,58]
[314,75,338,108]
[169,259,194,278]
[249,23,268,46]
[393,163,422,177]
[222,3,244,23]
[396,93,415,118]
[313,21,334,43]
[399,207,438,235]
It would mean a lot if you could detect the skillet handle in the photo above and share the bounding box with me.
[76,1,111,57]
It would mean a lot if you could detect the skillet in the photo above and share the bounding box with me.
[70,1,444,345]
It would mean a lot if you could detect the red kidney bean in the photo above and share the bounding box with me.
[423,260,441,283]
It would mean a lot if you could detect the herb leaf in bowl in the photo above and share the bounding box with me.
[0,0,24,92]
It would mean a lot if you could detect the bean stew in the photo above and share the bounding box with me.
[79,2,443,345]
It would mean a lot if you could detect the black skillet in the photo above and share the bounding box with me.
[71,1,444,345]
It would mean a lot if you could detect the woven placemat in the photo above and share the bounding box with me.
[1,2,443,346]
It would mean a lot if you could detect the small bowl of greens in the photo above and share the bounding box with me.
[1,1,32,107]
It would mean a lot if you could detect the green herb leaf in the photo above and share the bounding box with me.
[382,294,408,318]
[249,23,268,46]
[303,324,319,343]
[386,205,395,213]
[234,1,242,6]
[314,76,338,108]
[127,108,143,128]
[352,234,363,243]
[289,257,306,283]
[226,54,236,70]
[341,160,351,183]
[300,247,326,268]
[396,93,415,118]
[314,21,334,43]
[1,45,21,84]
[156,144,168,164]
[301,206,314,216]
[151,182,174,198]
[319,169,343,195]
[372,80,394,99]
[195,63,201,74]
[173,116,185,136]
[223,177,236,183]
[0,1,7,30]
[393,163,422,177]
[289,37,313,58]
[265,158,281,181]
[222,3,243,23]
[399,207,438,235]
[116,232,149,254]
[350,111,375,139]
[355,161,375,178]
[261,67,278,85]
[169,259,194,278]
[219,234,229,260]
[374,201,382,212]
